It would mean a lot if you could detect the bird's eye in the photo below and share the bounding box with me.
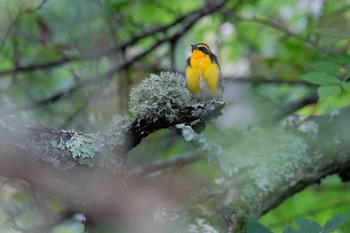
[201,47,208,53]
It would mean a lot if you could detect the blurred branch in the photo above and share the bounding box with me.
[29,0,50,12]
[215,105,350,231]
[0,7,21,53]
[0,0,50,53]
[259,92,318,125]
[131,153,203,179]
[0,57,76,76]
[58,99,89,128]
[260,106,350,216]
[0,0,229,77]
[1,0,235,113]
[281,92,318,115]
[0,100,225,225]
[134,63,314,86]
[14,59,313,125]
[1,90,350,231]
[227,14,336,55]
[0,101,225,170]
[226,77,313,86]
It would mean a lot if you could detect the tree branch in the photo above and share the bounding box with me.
[1,87,350,232]
[0,0,229,77]
[0,100,225,170]
[1,0,233,114]
[0,99,226,225]
[227,14,335,55]
[216,105,350,223]
[259,107,350,215]
[131,153,203,179]
[0,0,50,53]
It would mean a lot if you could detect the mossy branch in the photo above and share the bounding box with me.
[0,72,225,173]
[213,107,350,228]
[1,72,350,232]
[0,72,226,220]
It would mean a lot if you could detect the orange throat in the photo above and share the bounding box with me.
[191,50,206,59]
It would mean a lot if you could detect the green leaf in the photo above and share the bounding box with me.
[310,62,342,76]
[283,226,297,233]
[295,218,322,233]
[302,72,340,85]
[334,55,350,63]
[247,217,273,233]
[317,85,342,100]
[341,82,350,91]
[107,0,129,10]
[323,211,350,233]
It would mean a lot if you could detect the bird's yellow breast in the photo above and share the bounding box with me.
[185,51,220,99]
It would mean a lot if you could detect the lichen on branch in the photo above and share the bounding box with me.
[129,71,194,123]
[0,72,226,172]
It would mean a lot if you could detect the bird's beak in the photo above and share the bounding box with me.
[191,44,197,50]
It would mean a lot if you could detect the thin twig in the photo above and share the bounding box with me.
[225,13,336,55]
[225,77,313,86]
[0,0,228,77]
[0,4,25,53]
[1,0,231,113]
[0,0,50,53]
[131,154,203,179]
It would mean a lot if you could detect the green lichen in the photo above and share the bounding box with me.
[284,116,319,140]
[50,131,105,159]
[236,127,310,192]
[50,138,65,150]
[188,218,219,233]
[253,133,309,192]
[177,124,240,176]
[49,115,132,159]
[217,126,310,213]
[129,72,193,123]
[178,118,313,214]
[179,124,198,142]
[65,132,105,158]
[102,114,132,147]
[297,120,319,140]
[240,185,259,211]
[178,123,311,195]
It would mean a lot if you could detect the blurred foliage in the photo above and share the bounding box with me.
[260,176,350,232]
[1,0,350,232]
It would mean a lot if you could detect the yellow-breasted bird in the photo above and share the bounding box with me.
[185,43,223,100]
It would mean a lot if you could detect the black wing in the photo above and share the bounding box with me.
[186,56,191,67]
[209,53,221,71]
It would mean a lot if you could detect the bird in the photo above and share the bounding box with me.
[185,43,223,100]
